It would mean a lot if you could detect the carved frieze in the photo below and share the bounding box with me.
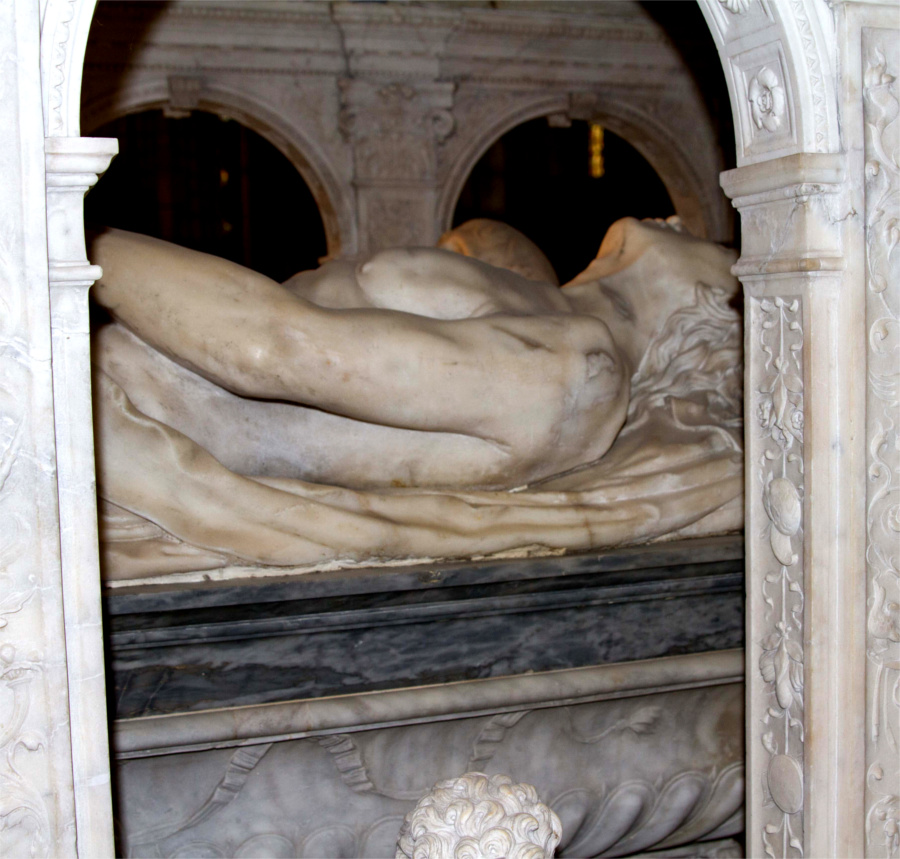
[115,683,744,858]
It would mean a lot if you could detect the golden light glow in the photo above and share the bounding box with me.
[589,123,604,179]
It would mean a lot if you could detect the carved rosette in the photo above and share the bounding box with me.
[718,0,752,13]
[748,68,787,134]
[863,40,900,859]
[756,296,805,857]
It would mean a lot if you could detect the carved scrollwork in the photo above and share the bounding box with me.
[42,0,78,136]
[0,136,51,859]
[864,40,900,859]
[0,639,48,858]
[756,296,805,857]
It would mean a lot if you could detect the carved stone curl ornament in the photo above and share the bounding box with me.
[396,772,562,859]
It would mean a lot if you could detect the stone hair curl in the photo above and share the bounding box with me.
[395,772,562,859]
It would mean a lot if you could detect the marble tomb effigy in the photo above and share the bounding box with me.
[77,4,748,856]
[93,216,743,583]
[100,217,746,858]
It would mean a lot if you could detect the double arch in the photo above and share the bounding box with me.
[436,92,731,243]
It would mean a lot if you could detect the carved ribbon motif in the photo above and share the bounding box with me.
[864,42,900,859]
[757,296,805,858]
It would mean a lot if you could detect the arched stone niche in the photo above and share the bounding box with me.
[0,0,895,856]
[436,91,729,243]
[81,84,350,262]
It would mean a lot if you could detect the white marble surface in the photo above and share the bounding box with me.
[1,1,114,856]
[707,0,899,855]
[91,218,744,580]
[847,5,900,856]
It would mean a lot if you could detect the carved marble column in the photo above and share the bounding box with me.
[1,0,116,855]
[340,78,455,254]
[45,135,117,854]
[723,151,867,858]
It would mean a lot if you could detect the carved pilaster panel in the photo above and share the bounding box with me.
[747,292,806,858]
[340,78,455,185]
[340,78,454,253]
[724,147,864,857]
[862,25,900,859]
[1,1,79,854]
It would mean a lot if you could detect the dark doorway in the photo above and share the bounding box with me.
[85,109,327,283]
[453,119,675,284]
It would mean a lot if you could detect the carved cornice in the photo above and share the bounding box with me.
[113,650,745,757]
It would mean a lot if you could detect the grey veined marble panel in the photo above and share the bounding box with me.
[104,537,744,718]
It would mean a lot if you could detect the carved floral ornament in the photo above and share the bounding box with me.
[863,42,900,859]
[748,67,787,134]
[756,297,805,856]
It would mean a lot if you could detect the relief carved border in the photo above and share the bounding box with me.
[755,295,805,855]
[861,20,900,859]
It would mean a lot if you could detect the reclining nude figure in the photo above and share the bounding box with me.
[91,217,744,581]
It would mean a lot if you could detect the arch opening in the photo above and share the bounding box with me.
[452,118,677,284]
[85,108,328,283]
